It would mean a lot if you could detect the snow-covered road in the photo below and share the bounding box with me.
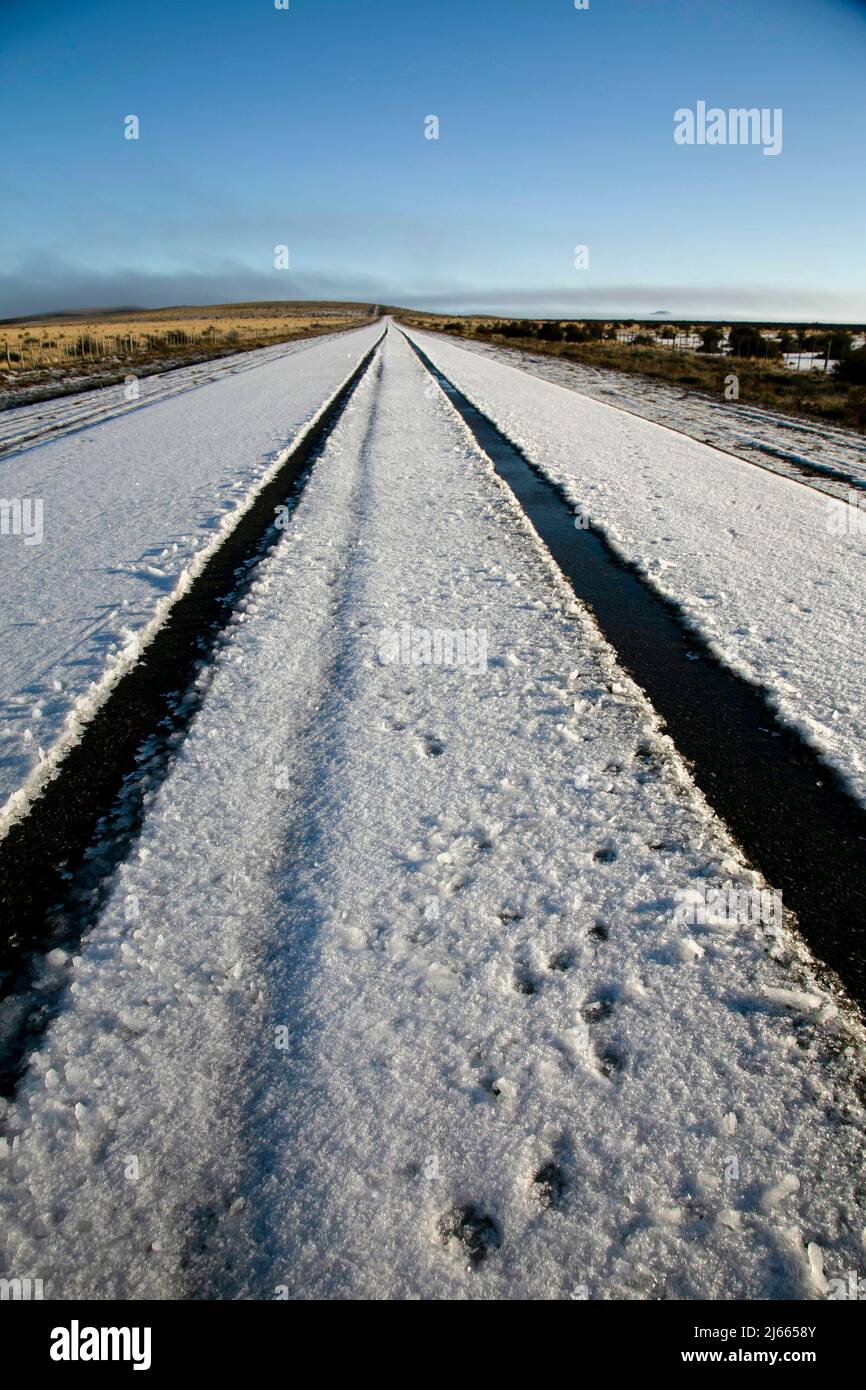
[2,327,863,1300]
[0,323,382,825]
[405,328,866,810]
[448,336,866,500]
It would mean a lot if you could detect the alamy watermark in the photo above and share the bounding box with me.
[50,1323,152,1370]
[1,1276,44,1299]
[674,102,782,157]
[825,490,866,536]
[0,497,43,545]
[674,882,783,934]
[826,1271,866,1300]
[378,623,488,673]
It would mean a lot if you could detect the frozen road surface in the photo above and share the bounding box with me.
[1,325,864,1300]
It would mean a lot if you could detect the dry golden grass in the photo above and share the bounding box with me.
[0,301,376,385]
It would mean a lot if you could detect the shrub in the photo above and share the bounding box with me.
[834,348,866,386]
[729,325,781,359]
[828,330,853,358]
[845,386,866,428]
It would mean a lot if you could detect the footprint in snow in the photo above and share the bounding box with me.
[633,743,663,777]
[438,1204,501,1267]
[598,1047,623,1078]
[418,735,445,757]
[513,967,538,996]
[496,906,522,923]
[480,1071,502,1098]
[593,845,618,864]
[549,948,575,972]
[582,991,616,1024]
[533,1161,567,1211]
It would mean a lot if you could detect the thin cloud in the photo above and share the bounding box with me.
[1,257,863,323]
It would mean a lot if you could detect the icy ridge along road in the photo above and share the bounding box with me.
[404,328,866,810]
[0,320,382,823]
[1,326,864,1300]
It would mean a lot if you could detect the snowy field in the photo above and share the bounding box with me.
[405,329,866,810]
[1,328,864,1300]
[0,322,381,825]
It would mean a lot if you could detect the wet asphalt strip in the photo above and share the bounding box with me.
[405,332,866,1013]
[0,331,385,1097]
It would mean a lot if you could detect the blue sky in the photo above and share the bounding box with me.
[1,0,864,320]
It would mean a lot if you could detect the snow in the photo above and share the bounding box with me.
[2,327,864,1300]
[404,328,866,809]
[0,322,382,825]
[783,353,837,374]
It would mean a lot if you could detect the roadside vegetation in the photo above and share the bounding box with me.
[392,310,866,433]
[0,301,377,406]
